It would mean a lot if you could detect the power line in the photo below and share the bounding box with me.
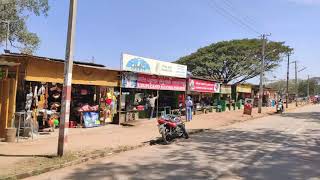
[223,0,259,27]
[207,0,260,35]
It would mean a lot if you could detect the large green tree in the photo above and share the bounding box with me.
[176,39,293,84]
[0,0,49,54]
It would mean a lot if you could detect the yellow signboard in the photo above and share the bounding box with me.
[236,84,252,93]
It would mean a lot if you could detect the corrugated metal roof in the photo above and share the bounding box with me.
[0,53,122,72]
[1,53,106,68]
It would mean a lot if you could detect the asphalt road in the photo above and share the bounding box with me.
[27,105,320,180]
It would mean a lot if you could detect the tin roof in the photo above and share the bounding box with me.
[0,53,120,71]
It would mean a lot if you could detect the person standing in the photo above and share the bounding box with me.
[149,94,158,120]
[185,96,193,122]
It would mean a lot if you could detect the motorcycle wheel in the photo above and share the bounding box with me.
[162,131,170,145]
[182,126,189,139]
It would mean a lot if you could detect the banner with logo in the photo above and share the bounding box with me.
[122,53,187,78]
[122,72,186,91]
[188,79,220,93]
[236,84,252,93]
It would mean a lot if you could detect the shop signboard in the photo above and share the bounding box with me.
[220,85,232,94]
[121,53,187,78]
[236,84,252,93]
[243,98,253,115]
[189,79,220,93]
[122,72,186,91]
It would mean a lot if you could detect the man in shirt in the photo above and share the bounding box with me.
[148,94,158,120]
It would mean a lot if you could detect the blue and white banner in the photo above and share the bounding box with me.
[121,53,187,78]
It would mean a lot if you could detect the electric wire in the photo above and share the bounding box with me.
[207,0,261,35]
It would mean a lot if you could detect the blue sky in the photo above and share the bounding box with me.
[4,0,320,82]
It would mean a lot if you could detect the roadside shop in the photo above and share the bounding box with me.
[251,85,277,107]
[119,53,187,123]
[187,77,220,114]
[235,84,253,109]
[218,84,234,111]
[0,53,120,140]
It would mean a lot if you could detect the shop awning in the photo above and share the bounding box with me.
[0,60,20,67]
[25,58,119,87]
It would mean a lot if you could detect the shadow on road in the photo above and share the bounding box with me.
[62,118,320,180]
[281,111,320,121]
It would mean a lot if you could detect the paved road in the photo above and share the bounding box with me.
[27,105,320,180]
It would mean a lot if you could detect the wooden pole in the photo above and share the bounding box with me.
[0,79,9,138]
[118,73,122,125]
[156,90,159,119]
[8,65,19,127]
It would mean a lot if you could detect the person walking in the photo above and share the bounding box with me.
[148,94,158,120]
[185,96,193,122]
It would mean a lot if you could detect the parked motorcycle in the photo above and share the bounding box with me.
[157,114,189,144]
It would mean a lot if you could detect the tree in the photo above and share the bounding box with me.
[176,39,293,84]
[0,0,49,54]
[267,77,320,97]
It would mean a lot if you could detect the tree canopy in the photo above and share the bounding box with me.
[0,0,49,54]
[176,39,293,84]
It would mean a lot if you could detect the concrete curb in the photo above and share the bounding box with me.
[1,104,311,180]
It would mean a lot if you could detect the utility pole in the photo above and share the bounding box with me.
[286,53,290,109]
[307,75,310,98]
[258,33,271,113]
[294,61,298,107]
[58,0,78,157]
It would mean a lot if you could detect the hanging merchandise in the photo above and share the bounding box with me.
[106,98,112,105]
[25,87,33,111]
[80,89,88,95]
[52,93,60,99]
[112,93,117,114]
[33,85,39,107]
[37,84,46,109]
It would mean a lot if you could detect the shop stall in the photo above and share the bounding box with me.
[236,84,253,109]
[251,85,277,107]
[218,84,233,112]
[120,53,187,123]
[0,54,120,139]
[120,72,186,122]
[187,78,220,114]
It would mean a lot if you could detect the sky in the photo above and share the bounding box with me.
[2,0,320,83]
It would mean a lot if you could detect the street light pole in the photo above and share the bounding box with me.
[258,34,271,113]
[57,0,78,157]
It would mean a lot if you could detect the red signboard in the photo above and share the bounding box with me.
[243,98,253,115]
[189,79,219,93]
[137,74,186,91]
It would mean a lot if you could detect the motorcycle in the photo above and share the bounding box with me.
[276,102,284,113]
[157,114,189,144]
